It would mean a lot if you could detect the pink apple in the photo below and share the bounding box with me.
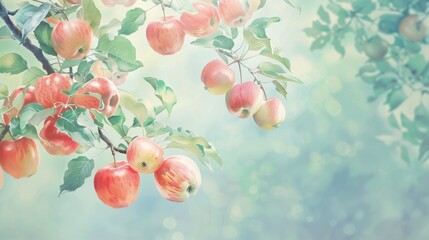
[102,0,137,7]
[52,19,93,59]
[146,17,185,55]
[399,15,427,41]
[127,136,164,174]
[253,98,286,130]
[65,0,81,4]
[3,86,37,125]
[201,59,235,94]
[39,116,79,155]
[154,155,202,202]
[94,161,140,208]
[35,73,73,109]
[72,77,120,117]
[218,0,253,27]
[0,138,40,179]
[225,81,263,118]
[180,1,220,37]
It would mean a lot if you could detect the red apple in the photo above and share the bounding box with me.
[225,81,263,118]
[180,1,220,38]
[154,155,201,202]
[52,19,93,59]
[2,86,37,124]
[72,77,119,117]
[101,0,137,7]
[35,73,73,109]
[399,15,427,41]
[65,0,81,4]
[218,0,252,27]
[39,116,79,155]
[94,161,140,208]
[127,136,164,174]
[253,98,286,130]
[146,17,185,55]
[201,59,235,94]
[0,138,40,179]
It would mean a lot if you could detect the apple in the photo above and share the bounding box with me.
[52,19,93,59]
[127,136,164,174]
[399,15,427,41]
[72,77,120,117]
[218,0,252,27]
[180,1,220,38]
[39,116,79,155]
[102,0,137,7]
[253,98,286,130]
[0,137,40,179]
[201,59,235,94]
[65,0,81,4]
[35,73,73,109]
[225,81,263,118]
[2,86,37,124]
[94,161,140,208]
[363,36,388,60]
[146,17,185,55]
[154,155,202,202]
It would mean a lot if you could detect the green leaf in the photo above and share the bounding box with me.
[400,146,410,165]
[59,156,95,196]
[317,6,330,24]
[34,21,56,56]
[108,106,127,137]
[77,60,96,82]
[97,18,122,37]
[0,26,12,40]
[22,67,45,85]
[166,128,222,168]
[406,54,426,75]
[273,80,287,100]
[118,8,146,35]
[311,34,331,50]
[257,62,303,83]
[378,14,402,34]
[244,17,280,51]
[119,90,148,124]
[0,53,28,74]
[332,38,345,57]
[419,138,429,162]
[191,35,234,50]
[144,121,172,138]
[82,0,101,31]
[260,48,291,70]
[61,59,83,70]
[386,88,406,111]
[282,0,301,12]
[16,3,51,41]
[97,35,143,72]
[352,0,376,15]
[0,82,8,100]
[55,109,99,146]
[144,77,177,114]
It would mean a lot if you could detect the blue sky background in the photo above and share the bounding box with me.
[1,0,428,239]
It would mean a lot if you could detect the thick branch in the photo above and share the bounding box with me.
[0,0,55,74]
[98,127,127,154]
[0,125,10,141]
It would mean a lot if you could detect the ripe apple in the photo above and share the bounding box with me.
[225,81,263,118]
[2,86,37,124]
[65,0,81,4]
[52,19,93,59]
[154,155,202,202]
[201,59,235,94]
[218,0,252,27]
[0,137,40,179]
[127,136,164,174]
[363,36,388,60]
[94,161,140,208]
[180,1,220,38]
[253,98,286,130]
[399,15,427,41]
[146,17,185,55]
[101,0,137,7]
[35,73,73,109]
[39,116,79,155]
[72,77,120,117]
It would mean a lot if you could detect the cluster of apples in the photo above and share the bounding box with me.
[201,60,286,130]
[94,136,202,208]
[146,0,255,55]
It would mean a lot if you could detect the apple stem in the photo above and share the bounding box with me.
[0,125,10,142]
[0,0,55,74]
[159,0,166,21]
[237,61,243,84]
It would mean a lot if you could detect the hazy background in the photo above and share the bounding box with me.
[1,0,428,239]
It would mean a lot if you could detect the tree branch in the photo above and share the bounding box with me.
[0,125,10,141]
[0,0,55,74]
[98,127,127,154]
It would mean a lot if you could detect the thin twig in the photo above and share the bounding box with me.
[0,125,10,141]
[98,127,127,155]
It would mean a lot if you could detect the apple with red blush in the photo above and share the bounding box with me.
[146,17,185,55]
[127,136,164,174]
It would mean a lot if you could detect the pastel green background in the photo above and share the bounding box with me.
[1,0,428,239]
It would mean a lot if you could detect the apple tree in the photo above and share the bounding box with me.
[304,0,429,164]
[0,0,301,208]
